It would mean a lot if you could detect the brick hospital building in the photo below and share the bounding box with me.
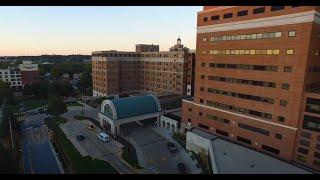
[92,38,195,97]
[182,6,320,171]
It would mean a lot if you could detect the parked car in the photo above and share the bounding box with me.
[87,123,95,130]
[97,132,110,142]
[76,135,85,141]
[177,163,186,174]
[167,142,177,152]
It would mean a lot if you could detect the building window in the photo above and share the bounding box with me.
[202,50,206,55]
[299,139,310,147]
[201,63,205,67]
[271,6,285,11]
[305,98,320,114]
[237,136,251,145]
[200,87,204,91]
[188,118,191,122]
[188,108,192,112]
[280,100,287,106]
[288,31,296,37]
[298,147,309,155]
[313,160,320,168]
[284,66,292,72]
[303,115,320,133]
[297,154,307,163]
[216,129,228,136]
[277,116,285,122]
[238,123,270,136]
[202,37,207,42]
[281,83,290,90]
[262,144,280,155]
[223,13,233,19]
[211,15,219,21]
[237,10,248,16]
[275,133,282,140]
[207,87,274,104]
[204,17,208,22]
[253,7,265,14]
[199,123,209,130]
[300,131,311,139]
[286,49,294,55]
[200,99,204,103]
[201,75,205,79]
[199,112,203,116]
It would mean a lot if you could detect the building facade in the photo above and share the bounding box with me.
[182,6,320,171]
[19,61,39,86]
[0,61,39,89]
[92,38,190,97]
[187,50,196,96]
[0,67,22,89]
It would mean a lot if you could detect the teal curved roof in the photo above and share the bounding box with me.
[111,95,160,120]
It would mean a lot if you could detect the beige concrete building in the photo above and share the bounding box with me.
[92,38,191,97]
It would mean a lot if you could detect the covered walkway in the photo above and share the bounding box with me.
[99,94,161,135]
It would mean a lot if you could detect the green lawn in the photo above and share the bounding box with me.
[48,116,118,174]
[23,99,47,111]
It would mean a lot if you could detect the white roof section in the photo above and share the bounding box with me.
[212,139,311,174]
[190,128,312,174]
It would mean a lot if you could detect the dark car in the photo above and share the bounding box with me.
[76,135,85,141]
[177,163,186,174]
[167,142,177,152]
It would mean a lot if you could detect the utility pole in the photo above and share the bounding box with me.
[9,116,14,150]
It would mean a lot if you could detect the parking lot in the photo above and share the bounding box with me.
[120,122,199,174]
[60,120,138,174]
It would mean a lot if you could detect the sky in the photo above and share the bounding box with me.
[0,6,202,56]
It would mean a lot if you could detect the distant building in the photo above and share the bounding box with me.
[62,73,70,80]
[0,67,22,89]
[0,61,39,89]
[135,44,159,52]
[92,38,192,97]
[19,61,39,86]
[73,73,82,80]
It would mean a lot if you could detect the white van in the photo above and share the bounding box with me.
[97,132,110,142]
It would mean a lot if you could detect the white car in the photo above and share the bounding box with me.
[97,132,110,142]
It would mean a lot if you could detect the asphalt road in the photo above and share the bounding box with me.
[21,114,64,174]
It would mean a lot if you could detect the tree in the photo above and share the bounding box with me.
[51,66,60,80]
[78,71,92,95]
[47,96,67,115]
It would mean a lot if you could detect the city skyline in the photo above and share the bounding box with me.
[0,6,201,56]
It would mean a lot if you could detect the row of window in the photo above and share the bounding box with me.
[208,63,279,72]
[297,147,320,160]
[203,49,294,55]
[203,6,297,22]
[207,75,290,90]
[206,87,275,104]
[196,122,281,155]
[93,53,184,58]
[207,75,277,88]
[207,100,273,120]
[303,115,320,133]
[206,114,230,124]
[203,31,296,42]
[309,66,320,72]
[305,98,320,115]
